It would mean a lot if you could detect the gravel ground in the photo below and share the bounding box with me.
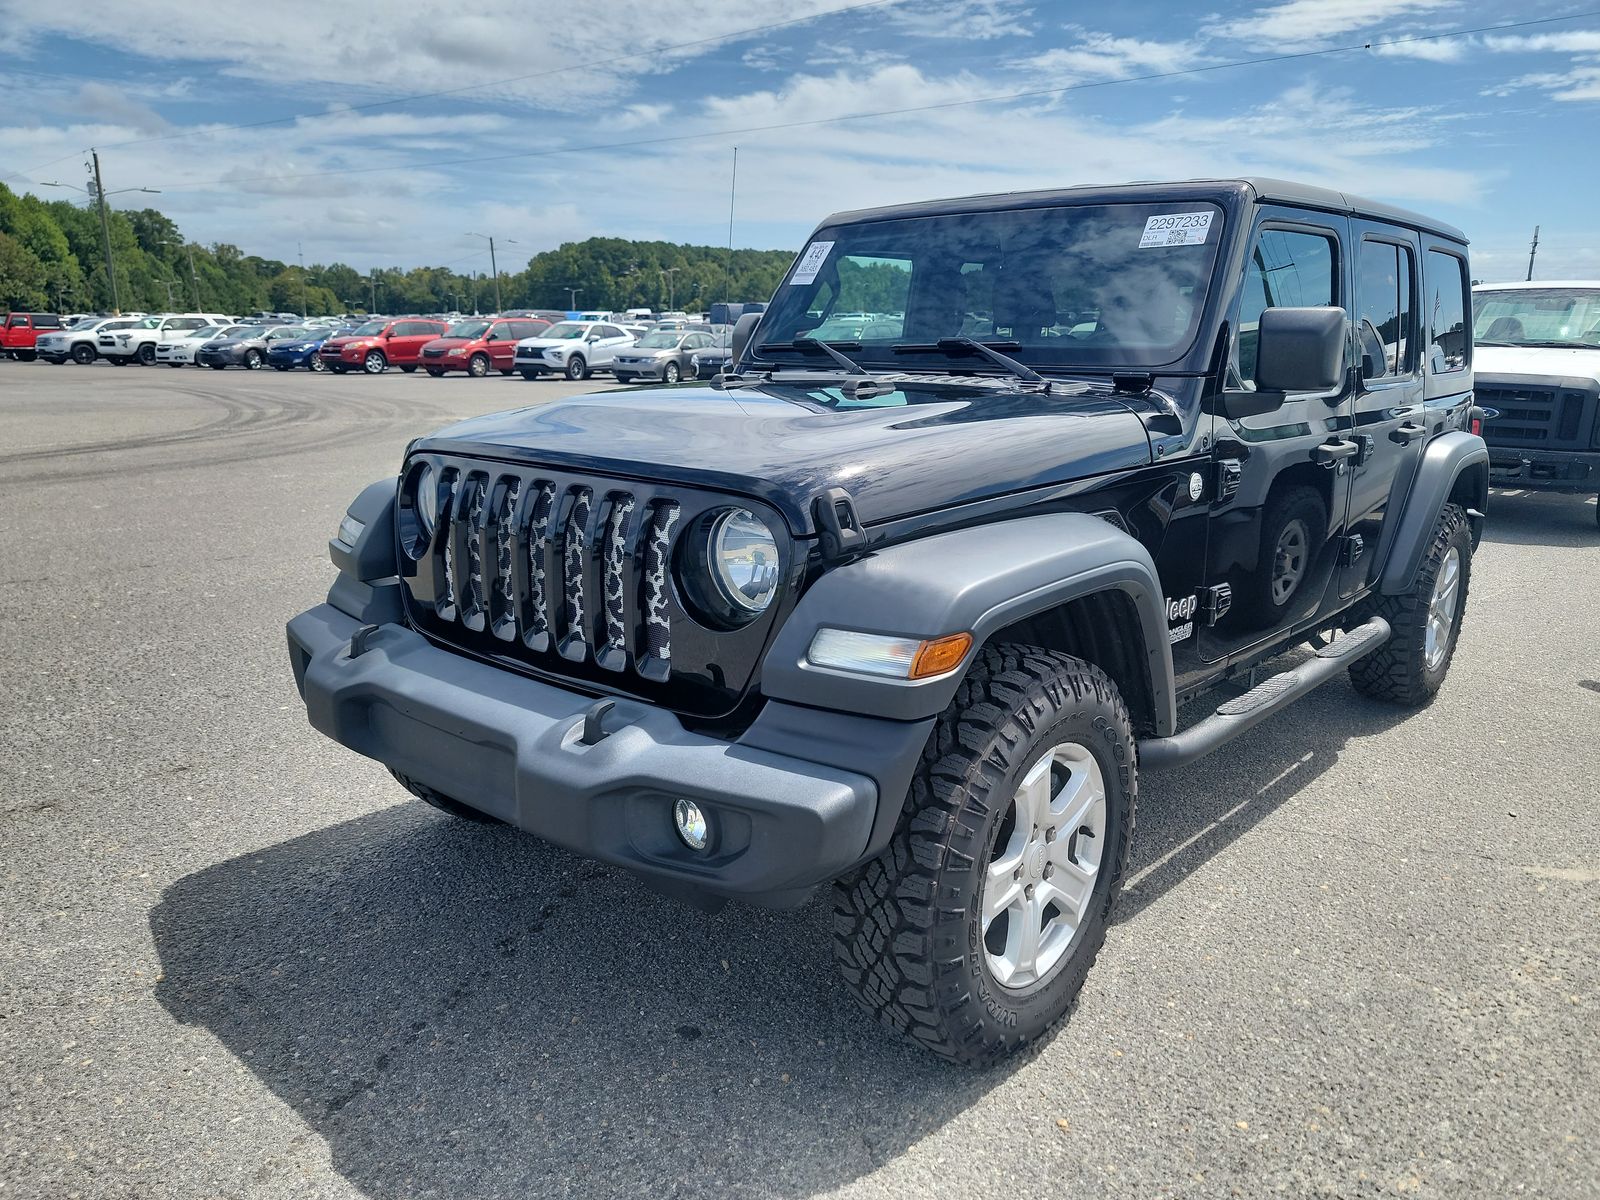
[1,360,1596,1200]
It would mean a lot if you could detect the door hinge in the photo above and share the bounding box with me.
[1353,433,1376,466]
[1199,583,1233,625]
[1217,460,1243,500]
[1339,534,1365,566]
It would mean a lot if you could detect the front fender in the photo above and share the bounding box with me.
[762,513,1177,729]
[1378,432,1488,594]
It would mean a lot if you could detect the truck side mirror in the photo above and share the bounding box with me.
[730,311,762,370]
[1255,306,1347,394]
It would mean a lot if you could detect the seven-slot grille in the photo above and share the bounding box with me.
[1477,382,1600,450]
[409,463,687,684]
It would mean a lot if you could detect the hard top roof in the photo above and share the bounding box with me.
[820,177,1467,244]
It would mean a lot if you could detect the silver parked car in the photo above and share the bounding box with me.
[611,328,718,384]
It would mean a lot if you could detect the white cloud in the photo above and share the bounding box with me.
[1016,31,1207,80]
[1374,37,1468,62]
[881,0,1032,41]
[64,82,168,134]
[1482,31,1600,54]
[1208,0,1459,47]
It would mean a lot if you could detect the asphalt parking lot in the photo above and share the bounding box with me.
[1,359,1597,1200]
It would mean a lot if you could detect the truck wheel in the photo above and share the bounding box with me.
[832,644,1135,1066]
[16,350,36,362]
[137,343,157,365]
[363,351,387,374]
[109,356,128,366]
[388,769,502,825]
[71,344,96,364]
[468,353,490,377]
[566,355,587,381]
[1244,486,1325,621]
[1348,504,1472,706]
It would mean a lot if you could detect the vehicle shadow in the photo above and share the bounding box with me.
[150,680,1409,1199]
[1479,489,1598,548]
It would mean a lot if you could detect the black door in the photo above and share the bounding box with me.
[1199,209,1356,663]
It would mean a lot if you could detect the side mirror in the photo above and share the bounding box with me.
[1256,306,1346,393]
[729,311,762,369]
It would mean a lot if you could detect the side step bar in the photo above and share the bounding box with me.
[1137,616,1391,771]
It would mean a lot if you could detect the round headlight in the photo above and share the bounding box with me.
[415,462,439,534]
[709,508,779,614]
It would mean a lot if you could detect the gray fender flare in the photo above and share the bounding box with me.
[762,513,1177,731]
[329,478,398,582]
[1378,432,1488,595]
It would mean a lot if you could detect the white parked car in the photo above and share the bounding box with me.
[97,313,232,365]
[155,324,250,366]
[36,317,139,365]
[513,320,636,381]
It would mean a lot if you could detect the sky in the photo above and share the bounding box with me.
[2,0,1598,283]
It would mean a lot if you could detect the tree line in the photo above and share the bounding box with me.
[0,183,796,316]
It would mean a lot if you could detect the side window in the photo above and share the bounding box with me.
[37,314,61,328]
[1235,227,1338,388]
[599,325,625,339]
[394,322,419,337]
[1424,251,1469,374]
[1356,240,1415,380]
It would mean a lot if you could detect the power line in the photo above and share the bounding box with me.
[139,9,1600,195]
[91,0,900,152]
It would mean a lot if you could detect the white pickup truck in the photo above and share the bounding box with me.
[97,313,233,365]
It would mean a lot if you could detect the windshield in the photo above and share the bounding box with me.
[350,321,387,336]
[1473,288,1600,348]
[134,317,163,329]
[755,201,1224,371]
[449,320,491,338]
[637,331,683,349]
[541,322,587,340]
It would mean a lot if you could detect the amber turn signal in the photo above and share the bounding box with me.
[910,632,973,679]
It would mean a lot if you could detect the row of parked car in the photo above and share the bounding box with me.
[3,309,737,382]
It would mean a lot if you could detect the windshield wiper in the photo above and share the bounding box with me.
[1519,339,1597,350]
[890,337,1047,385]
[781,337,871,374]
[1475,340,1515,347]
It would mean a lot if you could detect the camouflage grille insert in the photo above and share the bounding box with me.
[558,487,594,661]
[524,481,557,649]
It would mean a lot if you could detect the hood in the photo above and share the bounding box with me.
[423,337,475,350]
[415,380,1153,535]
[519,337,582,352]
[272,338,321,351]
[1475,343,1600,383]
[322,336,372,349]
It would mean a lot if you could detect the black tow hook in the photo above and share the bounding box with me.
[579,699,616,746]
[348,624,382,658]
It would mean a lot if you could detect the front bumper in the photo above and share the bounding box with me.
[287,603,887,905]
[614,357,670,379]
[196,349,247,367]
[1487,447,1599,494]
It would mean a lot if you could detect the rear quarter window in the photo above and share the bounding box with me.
[1424,249,1470,374]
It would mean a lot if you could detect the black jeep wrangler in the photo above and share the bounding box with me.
[288,178,1488,1065]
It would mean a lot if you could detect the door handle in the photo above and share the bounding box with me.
[1390,421,1427,445]
[1311,439,1360,467]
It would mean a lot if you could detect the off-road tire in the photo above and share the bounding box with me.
[831,644,1136,1066]
[1243,485,1326,622]
[388,768,502,824]
[565,355,587,381]
[71,343,96,365]
[1348,503,1472,706]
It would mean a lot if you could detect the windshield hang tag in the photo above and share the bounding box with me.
[1138,212,1213,248]
[790,241,834,285]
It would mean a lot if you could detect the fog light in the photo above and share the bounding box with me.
[673,798,709,851]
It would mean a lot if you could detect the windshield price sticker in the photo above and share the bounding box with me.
[1139,211,1214,248]
[790,240,835,285]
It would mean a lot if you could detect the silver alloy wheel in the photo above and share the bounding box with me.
[1270,518,1310,606]
[663,361,680,384]
[1424,545,1462,671]
[364,351,385,374]
[309,353,326,372]
[981,742,1107,991]
[244,349,262,369]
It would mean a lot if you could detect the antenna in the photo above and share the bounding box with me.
[1525,225,1540,281]
[723,146,738,307]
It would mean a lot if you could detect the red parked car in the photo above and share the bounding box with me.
[2,312,65,360]
[419,316,551,377]
[317,317,450,374]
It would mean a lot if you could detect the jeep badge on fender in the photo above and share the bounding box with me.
[288,178,1487,1066]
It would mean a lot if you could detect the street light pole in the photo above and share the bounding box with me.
[659,267,680,311]
[565,286,582,312]
[298,242,307,318]
[164,239,201,309]
[45,154,158,315]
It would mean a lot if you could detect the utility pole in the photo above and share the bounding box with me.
[298,242,307,318]
[659,267,680,311]
[564,286,582,312]
[91,150,120,314]
[160,279,177,308]
[368,272,378,314]
[166,239,201,309]
[467,233,514,313]
[1526,225,1540,281]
